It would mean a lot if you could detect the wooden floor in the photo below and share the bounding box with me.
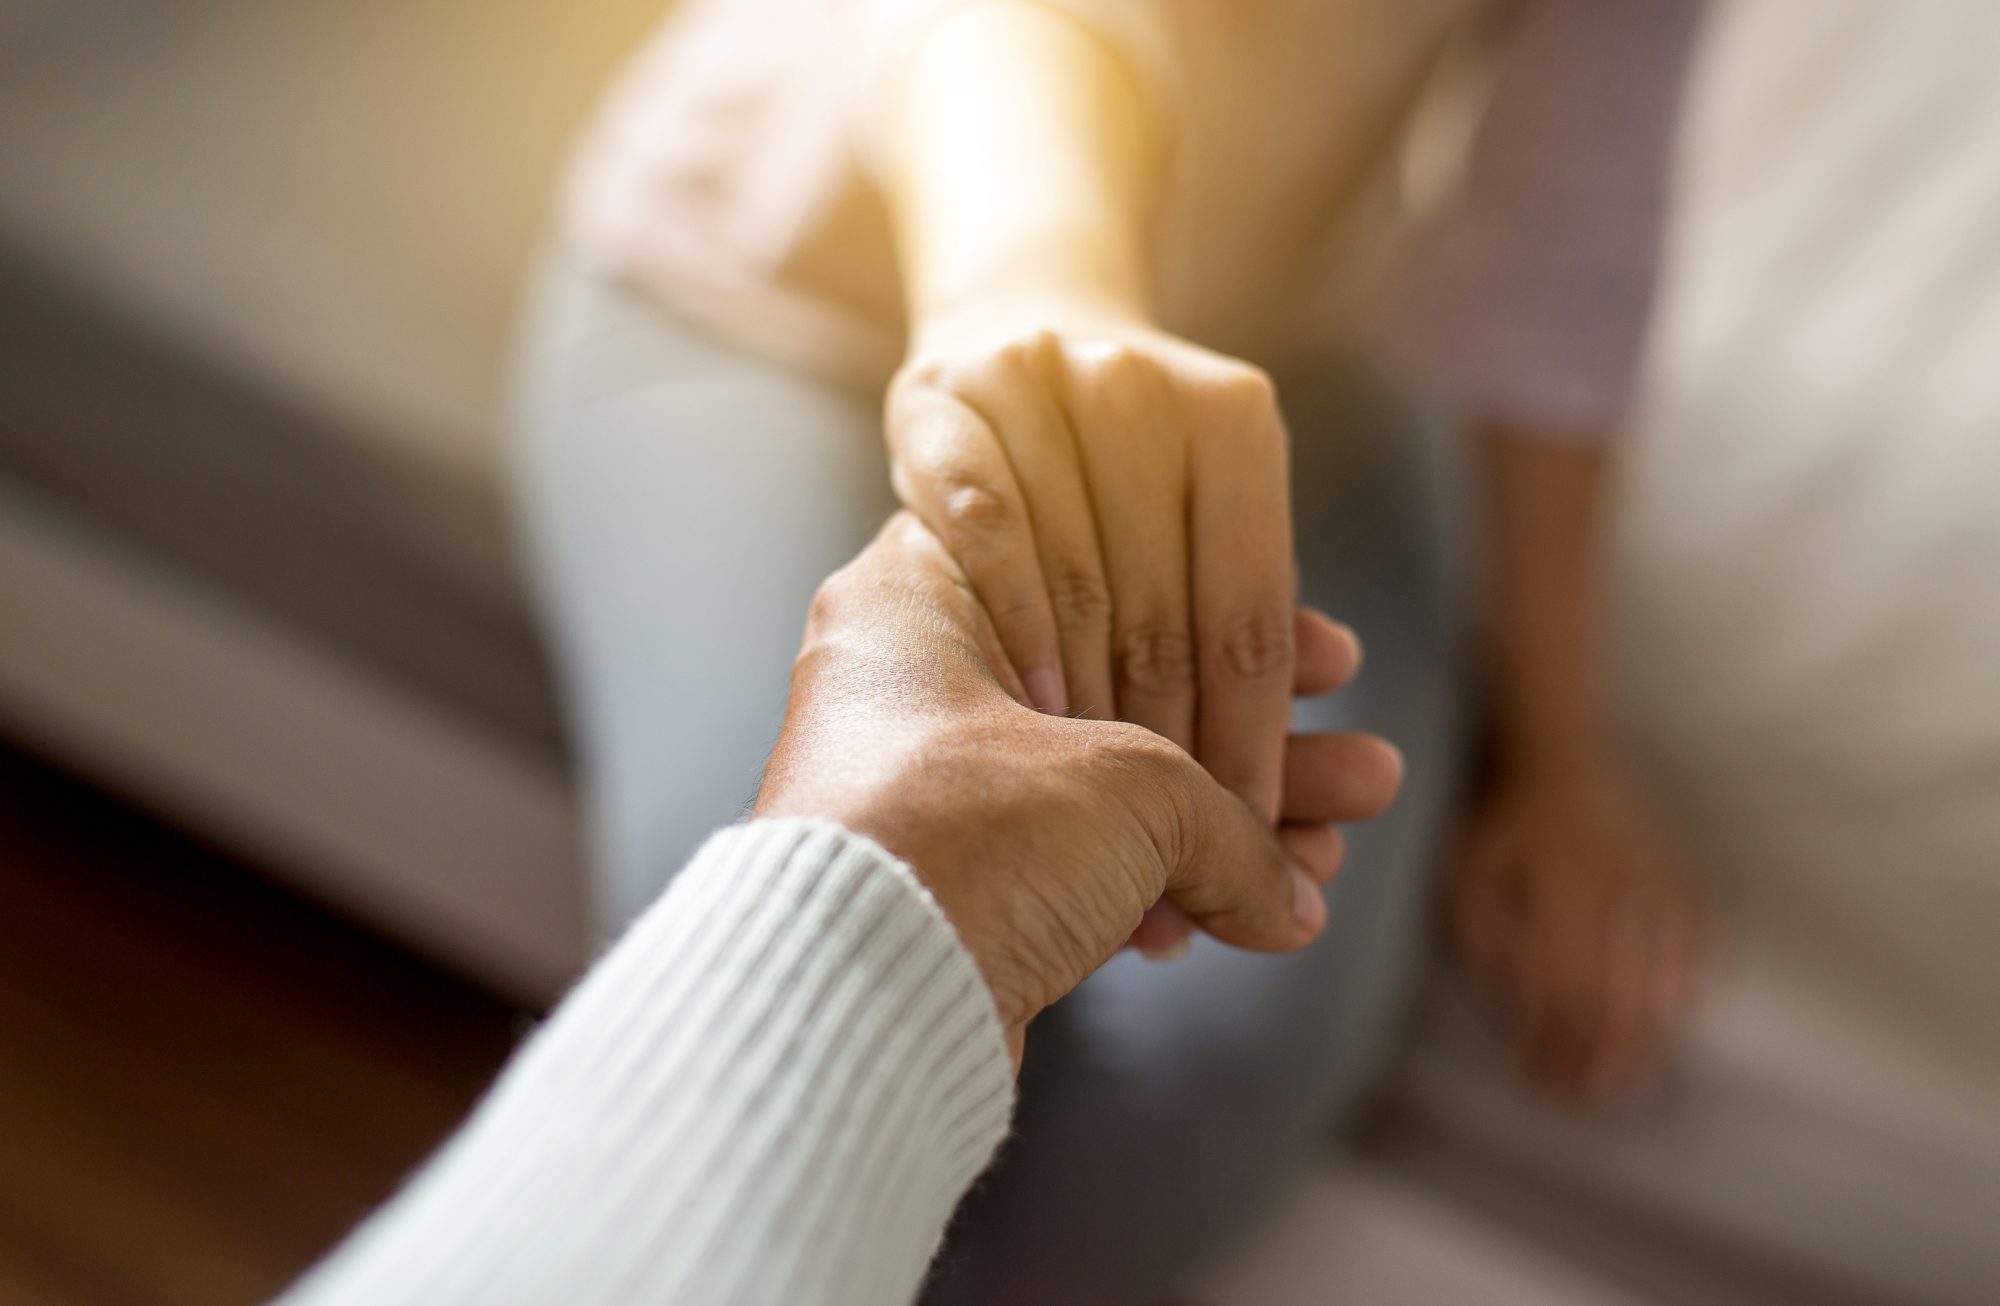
[0,745,522,1306]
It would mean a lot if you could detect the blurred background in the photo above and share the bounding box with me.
[0,2,1995,1304]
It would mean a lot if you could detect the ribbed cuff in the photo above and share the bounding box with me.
[281,820,1014,1306]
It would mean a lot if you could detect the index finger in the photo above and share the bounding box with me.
[886,382,1068,714]
[1190,376,1295,821]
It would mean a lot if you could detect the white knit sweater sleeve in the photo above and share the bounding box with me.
[278,819,1016,1306]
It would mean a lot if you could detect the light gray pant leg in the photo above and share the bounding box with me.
[509,259,894,932]
[927,360,1470,1306]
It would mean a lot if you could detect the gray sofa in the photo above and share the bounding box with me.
[2,3,1993,1303]
[0,0,674,995]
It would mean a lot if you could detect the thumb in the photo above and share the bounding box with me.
[1158,763,1326,953]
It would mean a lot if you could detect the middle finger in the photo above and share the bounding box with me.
[1066,344,1196,746]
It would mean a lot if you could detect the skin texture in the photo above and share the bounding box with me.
[1453,428,1708,1106]
[756,515,1403,1067]
[885,2,1703,1105]
[885,2,1298,828]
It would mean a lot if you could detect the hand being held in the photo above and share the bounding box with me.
[757,515,1403,1065]
[888,314,1297,822]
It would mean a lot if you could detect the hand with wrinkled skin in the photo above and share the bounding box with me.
[757,515,1403,1065]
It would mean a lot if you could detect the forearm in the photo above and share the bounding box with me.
[885,0,1164,337]
[278,821,1013,1306]
[1457,426,1709,1109]
[1477,423,1619,773]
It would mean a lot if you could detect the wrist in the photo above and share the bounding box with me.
[907,253,1153,356]
[782,809,1032,1036]
[1483,670,1621,780]
[756,754,983,956]
[1483,644,1618,786]
[889,0,1161,357]
[1486,712,1624,787]
[744,813,1030,1067]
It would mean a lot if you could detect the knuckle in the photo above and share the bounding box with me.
[803,576,843,634]
[889,357,944,394]
[994,328,1060,374]
[1097,722,1193,800]
[1082,342,1154,391]
[1047,567,1114,631]
[936,480,1014,538]
[1216,603,1292,680]
[1217,362,1278,408]
[1116,623,1197,697]
[1103,718,1179,760]
[1189,363,1282,440]
[802,558,861,635]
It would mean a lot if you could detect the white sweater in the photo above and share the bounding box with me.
[279,819,1015,1306]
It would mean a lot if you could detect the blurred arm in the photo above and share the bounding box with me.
[1456,421,1709,1108]
[1477,423,1616,771]
[1456,0,1705,755]
[883,0,1167,338]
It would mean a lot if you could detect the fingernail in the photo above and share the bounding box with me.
[1139,936,1192,963]
[1024,664,1068,716]
[1292,867,1326,934]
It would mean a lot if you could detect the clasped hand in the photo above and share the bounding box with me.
[888,316,1299,822]
[758,516,1403,1064]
